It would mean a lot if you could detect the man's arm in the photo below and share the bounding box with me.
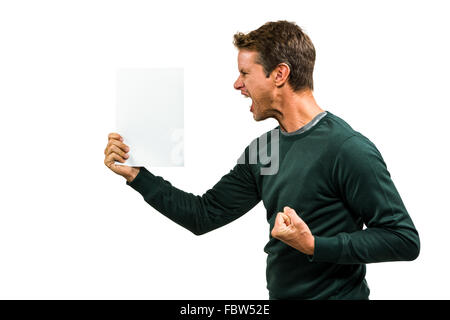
[126,157,261,235]
[310,135,420,264]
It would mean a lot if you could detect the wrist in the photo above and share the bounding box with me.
[290,234,315,256]
[307,235,315,255]
[297,234,314,255]
[126,167,140,183]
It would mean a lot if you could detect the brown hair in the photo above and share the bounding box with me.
[233,20,315,92]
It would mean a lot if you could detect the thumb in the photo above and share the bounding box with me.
[284,206,304,224]
[275,212,289,227]
[111,162,133,177]
[283,206,297,218]
[280,211,291,226]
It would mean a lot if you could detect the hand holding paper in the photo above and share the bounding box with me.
[104,132,140,182]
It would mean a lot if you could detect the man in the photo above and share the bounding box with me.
[104,21,420,299]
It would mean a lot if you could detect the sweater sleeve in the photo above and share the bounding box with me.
[311,135,420,264]
[125,159,261,235]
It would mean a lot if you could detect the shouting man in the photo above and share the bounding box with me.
[104,20,420,299]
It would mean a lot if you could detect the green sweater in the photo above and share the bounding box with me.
[126,110,420,299]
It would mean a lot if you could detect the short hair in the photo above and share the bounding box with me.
[233,20,316,91]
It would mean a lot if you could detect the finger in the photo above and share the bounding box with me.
[109,145,129,159]
[283,206,295,214]
[108,132,123,141]
[272,214,283,238]
[105,139,130,154]
[105,134,126,155]
[104,156,131,177]
[285,207,307,228]
[275,212,288,227]
[104,151,127,168]
[284,206,298,220]
[280,212,291,225]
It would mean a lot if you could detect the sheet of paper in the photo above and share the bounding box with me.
[115,68,184,167]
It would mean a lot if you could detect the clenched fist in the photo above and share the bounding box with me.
[271,206,315,255]
[104,132,140,183]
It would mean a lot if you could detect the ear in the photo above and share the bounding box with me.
[273,63,290,87]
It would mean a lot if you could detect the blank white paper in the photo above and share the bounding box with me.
[115,68,184,167]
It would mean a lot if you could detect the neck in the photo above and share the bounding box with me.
[274,89,325,133]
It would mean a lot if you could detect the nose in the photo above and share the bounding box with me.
[234,75,244,90]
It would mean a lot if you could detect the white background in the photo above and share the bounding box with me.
[0,0,448,299]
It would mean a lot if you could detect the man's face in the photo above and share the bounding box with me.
[234,50,274,121]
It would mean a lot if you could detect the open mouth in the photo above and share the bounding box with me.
[241,92,254,112]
